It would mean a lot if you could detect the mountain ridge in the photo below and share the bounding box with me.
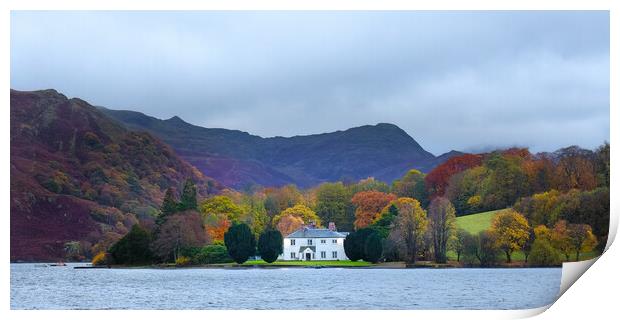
[100,107,460,188]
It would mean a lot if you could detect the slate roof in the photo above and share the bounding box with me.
[285,228,348,238]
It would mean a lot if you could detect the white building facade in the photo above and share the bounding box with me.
[279,223,349,261]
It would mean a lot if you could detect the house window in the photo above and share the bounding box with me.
[321,251,326,258]
[332,251,337,258]
[308,239,313,245]
[290,252,296,259]
[332,239,337,244]
[321,239,326,244]
[290,239,296,245]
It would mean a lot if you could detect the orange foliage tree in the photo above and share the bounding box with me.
[351,191,397,229]
[552,151,598,191]
[425,154,482,198]
[276,214,305,236]
[206,218,231,242]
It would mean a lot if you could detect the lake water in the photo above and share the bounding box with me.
[11,263,561,310]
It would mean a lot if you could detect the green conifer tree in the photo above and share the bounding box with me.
[179,179,197,211]
[157,188,178,225]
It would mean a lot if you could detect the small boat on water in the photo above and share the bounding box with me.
[49,261,67,267]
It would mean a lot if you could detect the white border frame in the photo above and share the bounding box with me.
[2,1,617,319]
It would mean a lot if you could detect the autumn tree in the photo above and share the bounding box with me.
[258,230,283,263]
[425,154,483,198]
[224,223,256,264]
[514,189,562,227]
[314,182,353,231]
[276,214,304,236]
[263,185,304,218]
[444,166,490,215]
[528,238,561,266]
[272,204,321,228]
[550,220,573,261]
[392,169,429,207]
[522,156,554,193]
[460,232,480,265]
[428,197,456,263]
[200,195,245,221]
[449,228,469,262]
[151,211,208,262]
[568,224,598,261]
[529,224,561,266]
[206,219,231,242]
[476,230,501,266]
[239,192,270,237]
[200,195,245,241]
[521,227,535,263]
[460,230,500,266]
[483,153,529,210]
[370,204,399,239]
[351,191,396,229]
[568,187,609,245]
[391,198,428,263]
[347,177,390,194]
[515,187,609,246]
[489,209,530,263]
[552,146,597,191]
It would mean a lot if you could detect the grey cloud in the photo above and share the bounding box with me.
[10,11,609,155]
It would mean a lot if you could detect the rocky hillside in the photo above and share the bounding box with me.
[10,89,221,261]
[102,108,460,188]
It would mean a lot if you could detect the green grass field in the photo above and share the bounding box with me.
[455,209,507,234]
[450,209,600,263]
[242,260,371,267]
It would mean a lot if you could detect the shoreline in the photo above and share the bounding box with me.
[96,264,562,270]
[12,262,563,270]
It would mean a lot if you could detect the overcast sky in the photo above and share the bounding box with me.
[11,11,609,155]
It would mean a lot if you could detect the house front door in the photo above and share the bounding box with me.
[305,253,311,261]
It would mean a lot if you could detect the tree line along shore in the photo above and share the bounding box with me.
[82,145,608,269]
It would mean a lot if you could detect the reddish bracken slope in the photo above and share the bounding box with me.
[10,89,221,261]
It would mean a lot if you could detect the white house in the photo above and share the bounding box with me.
[279,222,349,261]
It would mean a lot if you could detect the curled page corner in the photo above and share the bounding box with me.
[537,214,616,314]
[509,305,552,319]
[559,257,599,297]
[520,257,602,318]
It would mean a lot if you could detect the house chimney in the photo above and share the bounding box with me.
[328,222,336,231]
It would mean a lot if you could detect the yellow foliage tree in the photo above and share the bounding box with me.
[534,224,552,242]
[392,197,428,263]
[489,209,530,263]
[272,204,321,227]
[91,252,107,266]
